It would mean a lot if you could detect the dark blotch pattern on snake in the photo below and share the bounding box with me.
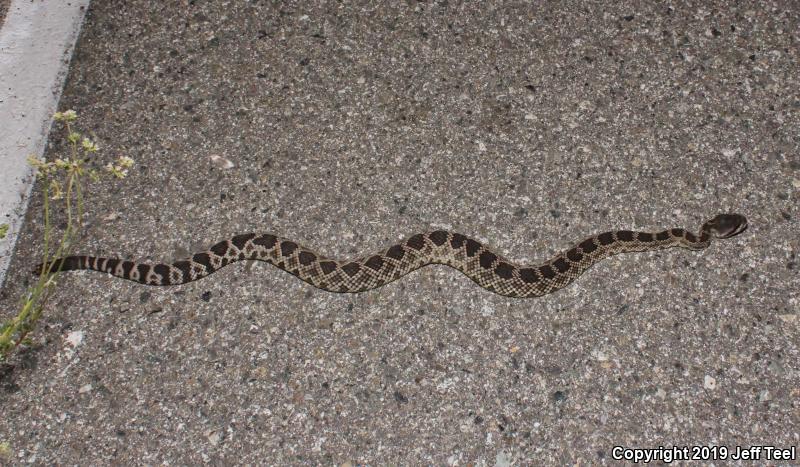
[33,214,748,298]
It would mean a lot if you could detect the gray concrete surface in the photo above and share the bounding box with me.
[1,1,798,464]
[0,0,90,288]
[0,1,10,29]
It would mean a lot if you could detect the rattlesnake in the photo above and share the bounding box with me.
[33,214,747,298]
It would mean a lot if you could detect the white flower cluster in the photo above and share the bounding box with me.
[105,156,135,179]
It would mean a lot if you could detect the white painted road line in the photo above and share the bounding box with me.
[0,0,90,287]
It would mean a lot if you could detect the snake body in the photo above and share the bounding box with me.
[33,214,747,298]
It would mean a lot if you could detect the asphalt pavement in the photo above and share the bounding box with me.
[0,1,797,464]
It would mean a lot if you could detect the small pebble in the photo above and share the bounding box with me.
[704,375,717,390]
[210,155,235,169]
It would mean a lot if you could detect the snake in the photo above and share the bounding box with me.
[32,213,747,298]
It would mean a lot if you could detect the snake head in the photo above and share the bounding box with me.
[706,213,748,238]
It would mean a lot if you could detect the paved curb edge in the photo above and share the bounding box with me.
[0,0,91,288]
